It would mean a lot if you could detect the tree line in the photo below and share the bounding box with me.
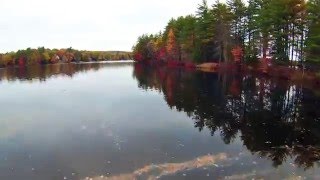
[0,47,132,67]
[132,0,320,65]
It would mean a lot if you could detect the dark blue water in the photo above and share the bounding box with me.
[0,62,319,180]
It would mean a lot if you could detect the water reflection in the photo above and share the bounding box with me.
[1,62,320,179]
[0,61,133,82]
[133,63,320,169]
[87,153,227,180]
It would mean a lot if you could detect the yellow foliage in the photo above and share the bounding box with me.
[154,37,164,50]
[42,52,50,60]
[1,54,13,65]
[166,28,177,54]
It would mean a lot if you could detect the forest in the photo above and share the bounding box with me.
[132,0,320,66]
[0,47,132,67]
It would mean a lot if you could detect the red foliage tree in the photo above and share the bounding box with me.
[134,53,143,62]
[18,57,26,67]
[156,48,166,61]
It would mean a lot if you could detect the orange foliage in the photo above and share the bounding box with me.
[166,28,178,60]
[57,50,66,58]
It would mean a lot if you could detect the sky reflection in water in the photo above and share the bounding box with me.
[0,62,319,180]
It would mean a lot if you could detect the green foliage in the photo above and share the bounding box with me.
[227,0,247,46]
[306,0,320,63]
[244,45,259,64]
[192,46,202,63]
[132,34,160,61]
[245,0,262,62]
[211,2,233,62]
[196,0,215,44]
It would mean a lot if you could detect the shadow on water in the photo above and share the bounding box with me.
[133,63,320,170]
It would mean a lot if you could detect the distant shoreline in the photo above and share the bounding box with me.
[0,47,133,67]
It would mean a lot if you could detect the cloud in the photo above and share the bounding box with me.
[0,0,218,53]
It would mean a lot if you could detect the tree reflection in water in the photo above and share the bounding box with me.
[133,63,320,170]
[0,62,133,82]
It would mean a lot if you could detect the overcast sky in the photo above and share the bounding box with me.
[0,0,220,53]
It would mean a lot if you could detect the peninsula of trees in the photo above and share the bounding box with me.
[0,47,132,67]
[132,0,320,66]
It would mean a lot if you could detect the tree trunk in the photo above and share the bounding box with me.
[178,45,182,62]
[223,42,228,63]
[219,42,223,63]
[262,33,268,59]
[285,23,290,61]
[291,23,295,67]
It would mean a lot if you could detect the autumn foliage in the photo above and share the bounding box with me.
[166,28,179,61]
[0,47,132,67]
[132,0,320,76]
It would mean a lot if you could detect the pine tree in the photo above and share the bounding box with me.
[211,1,233,63]
[178,15,197,61]
[227,0,247,46]
[287,0,307,64]
[269,0,290,62]
[245,0,262,63]
[306,0,320,63]
[259,0,272,60]
[195,0,215,61]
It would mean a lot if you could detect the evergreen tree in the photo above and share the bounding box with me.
[131,0,318,66]
[287,0,307,63]
[195,0,215,61]
[306,0,320,63]
[259,0,272,60]
[245,0,261,63]
[227,0,247,46]
[176,15,197,61]
[211,1,233,63]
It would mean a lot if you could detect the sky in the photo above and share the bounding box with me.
[0,0,218,53]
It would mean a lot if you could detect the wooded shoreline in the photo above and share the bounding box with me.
[0,47,133,68]
[132,0,320,88]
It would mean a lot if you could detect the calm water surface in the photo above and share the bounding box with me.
[0,62,320,180]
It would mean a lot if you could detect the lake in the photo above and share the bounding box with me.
[0,61,320,180]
